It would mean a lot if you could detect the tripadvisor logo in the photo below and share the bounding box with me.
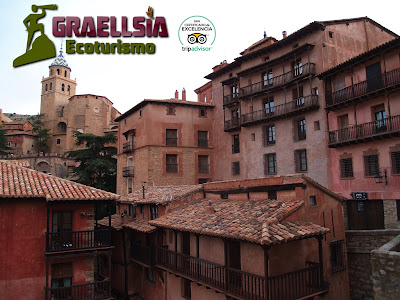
[178,16,215,52]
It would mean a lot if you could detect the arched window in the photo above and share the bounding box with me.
[67,85,70,94]
[50,82,52,90]
[57,69,60,75]
[45,84,48,91]
[62,84,65,91]
[57,122,67,132]
[64,70,67,77]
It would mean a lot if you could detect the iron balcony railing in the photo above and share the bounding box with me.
[224,118,240,132]
[46,229,112,253]
[122,141,134,153]
[326,68,400,108]
[328,115,400,147]
[46,281,111,300]
[122,166,134,177]
[223,93,240,107]
[240,63,316,98]
[131,243,154,266]
[156,247,324,300]
[241,95,319,126]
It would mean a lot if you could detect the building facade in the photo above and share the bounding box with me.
[3,121,36,155]
[115,92,214,195]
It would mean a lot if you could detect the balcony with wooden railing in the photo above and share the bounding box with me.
[328,115,400,148]
[122,141,134,153]
[122,166,134,177]
[223,93,240,107]
[46,228,112,253]
[46,281,111,300]
[240,63,316,99]
[224,118,240,132]
[155,246,325,300]
[241,95,319,127]
[326,68,400,110]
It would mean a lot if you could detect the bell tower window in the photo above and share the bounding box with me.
[57,69,60,75]
[64,70,67,77]
[45,84,48,91]
[62,84,65,91]
[50,83,52,90]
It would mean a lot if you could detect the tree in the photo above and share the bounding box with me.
[0,124,11,155]
[29,114,50,153]
[66,131,117,193]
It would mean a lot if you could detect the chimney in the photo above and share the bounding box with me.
[204,200,215,214]
[282,31,287,38]
[174,90,179,99]
[212,60,228,72]
[182,88,186,101]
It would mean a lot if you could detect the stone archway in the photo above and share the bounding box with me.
[36,161,51,174]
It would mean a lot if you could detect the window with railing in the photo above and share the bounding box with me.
[265,153,277,175]
[232,161,240,175]
[293,59,303,77]
[232,134,240,153]
[150,205,158,220]
[198,131,208,147]
[166,154,178,173]
[264,98,275,115]
[264,125,276,145]
[391,151,400,174]
[340,158,353,178]
[330,240,346,273]
[293,86,304,107]
[262,69,273,86]
[198,155,209,174]
[166,129,178,146]
[364,154,379,176]
[295,149,307,172]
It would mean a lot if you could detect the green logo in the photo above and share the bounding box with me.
[13,4,58,68]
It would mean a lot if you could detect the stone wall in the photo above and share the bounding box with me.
[384,200,400,229]
[346,230,400,300]
[371,234,400,300]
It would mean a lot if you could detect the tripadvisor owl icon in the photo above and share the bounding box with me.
[13,4,58,67]
[178,16,215,52]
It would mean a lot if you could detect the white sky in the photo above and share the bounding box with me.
[1,0,399,115]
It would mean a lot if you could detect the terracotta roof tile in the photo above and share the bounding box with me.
[119,185,203,205]
[98,214,123,231]
[150,199,329,245]
[123,219,157,233]
[0,161,119,201]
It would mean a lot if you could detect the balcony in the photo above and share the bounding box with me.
[46,281,111,300]
[122,166,134,177]
[223,93,240,107]
[46,229,112,253]
[224,118,240,132]
[326,68,400,110]
[131,243,154,267]
[122,141,134,153]
[240,63,316,99]
[328,115,400,148]
[241,95,319,127]
[156,247,325,300]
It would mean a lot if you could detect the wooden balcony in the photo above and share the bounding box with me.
[156,247,325,300]
[223,93,240,107]
[46,229,112,253]
[122,141,134,153]
[326,68,400,110]
[241,95,319,127]
[122,166,134,177]
[240,63,316,99]
[224,118,240,132]
[328,115,400,148]
[46,281,111,300]
[131,243,154,267]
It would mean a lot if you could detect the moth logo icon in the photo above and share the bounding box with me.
[187,33,207,44]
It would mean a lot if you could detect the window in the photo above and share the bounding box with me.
[139,110,142,117]
[232,161,240,175]
[295,119,306,140]
[295,149,307,172]
[265,153,277,175]
[310,196,317,206]
[211,90,213,100]
[51,263,72,290]
[147,268,155,283]
[329,31,333,38]
[263,69,273,86]
[251,133,255,141]
[200,109,205,117]
[50,82,52,90]
[391,151,400,174]
[139,205,144,214]
[265,56,270,62]
[67,85,70,94]
[340,158,353,178]
[264,125,276,145]
[150,205,158,220]
[293,86,304,106]
[198,155,209,174]
[166,154,178,173]
[330,240,346,273]
[231,85,238,98]
[166,129,178,146]
[232,134,240,153]
[64,70,67,77]
[52,211,72,233]
[203,94,207,102]
[314,121,320,131]
[373,105,387,133]
[313,87,319,95]
[264,97,274,115]
[268,191,277,200]
[232,108,239,119]
[167,106,174,115]
[292,59,302,76]
[198,131,208,147]
[45,84,48,91]
[57,68,60,75]
[364,154,379,176]
[127,178,133,194]
[182,278,191,299]
[56,138,61,145]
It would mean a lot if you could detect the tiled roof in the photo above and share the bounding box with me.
[123,219,156,233]
[0,161,119,201]
[50,50,71,70]
[98,214,123,230]
[150,198,329,245]
[119,185,203,205]
[0,160,30,167]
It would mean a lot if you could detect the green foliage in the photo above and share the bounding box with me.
[0,124,11,155]
[66,131,117,193]
[28,113,50,153]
